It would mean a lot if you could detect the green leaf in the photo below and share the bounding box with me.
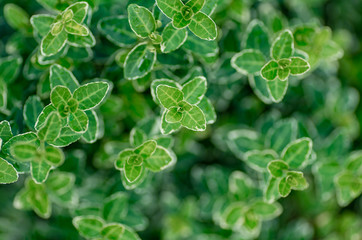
[101,223,141,240]
[37,112,62,142]
[69,109,89,133]
[0,157,18,184]
[23,96,44,131]
[50,86,72,108]
[261,60,278,81]
[267,78,288,103]
[127,4,156,38]
[144,146,174,172]
[4,4,30,31]
[0,81,7,109]
[278,177,291,197]
[67,31,96,47]
[73,215,105,239]
[50,64,80,92]
[82,110,98,143]
[49,127,82,147]
[286,171,309,190]
[124,162,144,183]
[35,105,61,131]
[41,30,67,56]
[115,149,134,170]
[181,105,206,131]
[161,111,182,135]
[172,11,192,29]
[335,171,362,207]
[30,14,55,37]
[2,132,39,155]
[249,200,282,220]
[26,178,51,218]
[277,66,290,81]
[102,193,129,222]
[31,160,52,183]
[161,23,188,53]
[97,16,137,47]
[264,177,280,203]
[46,171,75,195]
[281,137,312,169]
[232,49,266,75]
[243,20,270,56]
[130,128,147,147]
[0,120,13,143]
[220,202,245,228]
[182,76,207,105]
[65,20,89,36]
[289,57,310,75]
[9,142,37,162]
[66,1,88,23]
[156,85,184,109]
[151,79,182,105]
[156,0,184,19]
[197,97,216,124]
[188,12,217,40]
[124,43,156,80]
[165,108,183,123]
[244,150,278,172]
[271,30,294,60]
[44,145,64,166]
[266,119,297,153]
[185,0,205,14]
[73,82,110,110]
[0,56,22,83]
[267,160,289,178]
[134,140,157,158]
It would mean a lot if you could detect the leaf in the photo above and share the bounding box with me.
[281,138,312,169]
[144,146,174,172]
[0,81,7,109]
[0,56,22,83]
[244,150,278,172]
[40,30,67,56]
[266,119,297,153]
[249,200,282,220]
[181,105,206,131]
[271,30,294,60]
[73,215,105,239]
[267,78,288,103]
[124,162,144,183]
[130,128,147,147]
[185,0,205,14]
[73,82,110,110]
[182,76,207,105]
[2,132,39,155]
[161,111,182,135]
[197,97,216,124]
[289,57,310,75]
[50,86,72,108]
[127,4,156,38]
[161,23,188,53]
[264,177,280,203]
[102,193,129,222]
[156,0,184,19]
[278,177,291,197]
[4,4,30,31]
[261,60,278,81]
[9,142,37,162]
[0,157,18,184]
[101,223,141,240]
[35,105,61,131]
[44,145,64,166]
[188,12,217,40]
[151,79,182,105]
[165,108,183,123]
[232,49,266,75]
[124,43,156,80]
[37,112,62,142]
[0,120,13,143]
[220,202,245,228]
[49,127,82,147]
[66,1,88,23]
[115,149,134,170]
[156,85,184,109]
[335,171,362,207]
[267,160,289,178]
[50,64,80,92]
[183,34,219,56]
[26,178,51,218]
[286,171,309,190]
[67,31,96,47]
[97,16,137,47]
[82,110,98,143]
[69,109,89,133]
[23,96,44,130]
[243,20,270,56]
[65,20,89,36]
[172,11,192,29]
[134,140,157,158]
[46,172,75,196]
[31,160,52,183]
[277,66,290,81]
[30,14,55,37]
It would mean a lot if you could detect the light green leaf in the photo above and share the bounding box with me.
[151,79,182,105]
[161,110,182,135]
[165,108,183,123]
[26,178,51,218]
[50,64,80,92]
[243,20,270,56]
[144,146,174,172]
[182,76,207,105]
[66,1,88,23]
[130,128,147,148]
[134,140,157,158]
[102,193,129,222]
[0,120,13,143]
[267,160,289,178]
[266,119,297,153]
[69,109,89,133]
[156,85,184,109]
[65,20,89,36]
[115,149,134,170]
[264,177,280,203]
[267,78,288,103]
[31,160,52,183]
[124,43,156,80]
[127,4,156,38]
[124,162,144,183]
[9,142,37,162]
[156,0,184,19]
[101,223,141,240]
[161,23,188,53]
[46,172,75,196]
[0,81,7,109]
[172,11,192,29]
[30,14,55,37]
[282,138,312,169]
[23,96,44,131]
[0,56,22,83]
[197,97,216,124]
[289,57,310,75]
[48,127,82,147]
[67,31,96,47]
[73,82,110,110]
[73,215,105,239]
[0,157,18,184]
[335,171,362,207]
[261,60,278,81]
[220,202,245,228]
[37,112,62,142]
[232,49,266,75]
[249,200,282,220]
[181,105,206,131]
[35,105,62,131]
[50,86,72,108]
[41,30,67,56]
[185,0,205,14]
[277,66,290,81]
[188,12,217,40]
[4,4,30,31]
[286,171,309,190]
[82,110,98,143]
[44,145,64,166]
[2,132,39,155]
[182,34,219,56]
[244,150,278,172]
[271,30,294,60]
[278,177,291,197]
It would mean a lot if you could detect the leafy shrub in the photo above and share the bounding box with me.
[0,0,362,239]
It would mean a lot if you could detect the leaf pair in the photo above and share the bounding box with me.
[31,2,94,56]
[115,140,174,185]
[156,0,217,40]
